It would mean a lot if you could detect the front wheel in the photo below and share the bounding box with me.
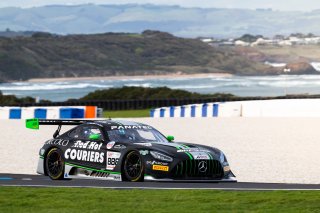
[123,151,144,182]
[45,148,65,180]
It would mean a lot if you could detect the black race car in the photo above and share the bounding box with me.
[26,119,236,182]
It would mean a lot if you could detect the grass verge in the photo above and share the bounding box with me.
[103,109,151,118]
[1,187,320,212]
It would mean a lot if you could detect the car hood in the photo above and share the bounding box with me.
[133,141,222,161]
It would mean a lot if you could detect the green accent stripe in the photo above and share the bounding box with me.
[207,153,213,160]
[175,145,193,160]
[65,163,121,175]
[39,156,44,159]
[185,152,193,160]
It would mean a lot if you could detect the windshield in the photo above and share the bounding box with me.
[106,128,168,143]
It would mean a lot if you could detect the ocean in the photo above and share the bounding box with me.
[1,75,320,102]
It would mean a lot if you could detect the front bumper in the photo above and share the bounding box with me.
[37,156,45,175]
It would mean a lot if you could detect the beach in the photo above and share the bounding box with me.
[27,73,232,83]
[1,118,320,184]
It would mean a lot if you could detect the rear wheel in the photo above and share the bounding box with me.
[45,148,65,180]
[123,151,144,182]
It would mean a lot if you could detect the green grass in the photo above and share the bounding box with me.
[103,109,151,118]
[0,187,320,212]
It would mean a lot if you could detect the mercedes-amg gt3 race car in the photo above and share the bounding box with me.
[26,119,236,182]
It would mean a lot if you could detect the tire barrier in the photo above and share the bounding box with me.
[0,106,98,119]
[150,99,320,118]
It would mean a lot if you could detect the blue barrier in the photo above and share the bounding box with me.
[60,108,84,119]
[150,103,221,118]
[180,106,185,117]
[160,108,165,118]
[191,105,196,117]
[202,104,208,117]
[9,108,21,119]
[34,109,47,119]
[213,104,219,117]
[150,109,155,117]
[170,106,175,117]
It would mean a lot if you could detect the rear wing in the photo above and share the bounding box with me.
[25,118,95,130]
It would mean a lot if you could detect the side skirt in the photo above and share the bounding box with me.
[64,163,122,181]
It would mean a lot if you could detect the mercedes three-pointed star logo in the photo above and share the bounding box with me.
[198,161,207,173]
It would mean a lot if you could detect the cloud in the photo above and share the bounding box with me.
[0,0,319,11]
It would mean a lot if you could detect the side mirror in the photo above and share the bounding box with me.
[89,134,101,140]
[167,135,175,142]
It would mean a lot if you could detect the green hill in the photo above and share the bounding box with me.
[79,86,235,101]
[0,30,270,82]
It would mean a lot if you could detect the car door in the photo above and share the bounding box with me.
[66,124,107,170]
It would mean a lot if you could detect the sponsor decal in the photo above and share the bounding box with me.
[114,144,126,150]
[45,139,69,146]
[72,141,102,150]
[189,152,211,160]
[111,125,152,130]
[107,141,115,150]
[177,149,209,153]
[134,143,152,147]
[65,149,104,163]
[146,161,168,166]
[194,154,210,160]
[139,150,149,155]
[113,176,121,180]
[106,151,121,170]
[152,165,169,171]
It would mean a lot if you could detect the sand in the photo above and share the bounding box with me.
[1,118,320,184]
[26,73,232,83]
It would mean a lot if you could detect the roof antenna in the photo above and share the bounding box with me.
[53,125,61,138]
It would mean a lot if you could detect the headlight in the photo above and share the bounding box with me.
[150,151,173,162]
[39,148,45,156]
[220,152,226,163]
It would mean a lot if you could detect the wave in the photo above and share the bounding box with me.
[0,83,112,91]
[123,83,151,87]
[171,85,220,89]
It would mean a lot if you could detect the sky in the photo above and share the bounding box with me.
[0,0,319,11]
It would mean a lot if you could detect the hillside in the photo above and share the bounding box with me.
[0,31,273,82]
[1,4,320,37]
[79,86,235,101]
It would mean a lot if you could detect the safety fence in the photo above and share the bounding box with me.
[5,95,319,110]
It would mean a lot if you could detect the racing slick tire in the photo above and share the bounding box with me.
[123,151,144,182]
[45,148,65,180]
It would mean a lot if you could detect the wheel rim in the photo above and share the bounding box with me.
[125,152,142,180]
[47,150,63,178]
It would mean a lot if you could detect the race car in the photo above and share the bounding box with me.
[26,118,236,182]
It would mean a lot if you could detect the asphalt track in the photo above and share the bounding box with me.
[1,174,320,190]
